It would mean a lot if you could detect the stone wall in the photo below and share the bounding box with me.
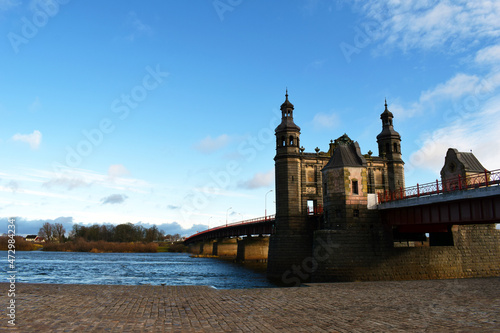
[267,215,314,281]
[312,214,500,282]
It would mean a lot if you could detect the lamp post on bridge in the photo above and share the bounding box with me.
[265,189,273,221]
[226,207,232,227]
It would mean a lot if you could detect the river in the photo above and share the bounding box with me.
[4,251,279,289]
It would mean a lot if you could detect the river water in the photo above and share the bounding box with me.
[4,251,279,289]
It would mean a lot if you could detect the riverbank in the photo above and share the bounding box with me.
[2,277,499,332]
[38,240,187,253]
[0,236,187,253]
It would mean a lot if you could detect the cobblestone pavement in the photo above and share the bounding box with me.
[1,277,499,332]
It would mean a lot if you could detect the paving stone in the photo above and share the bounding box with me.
[0,278,499,332]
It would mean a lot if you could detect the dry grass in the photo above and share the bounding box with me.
[0,236,38,251]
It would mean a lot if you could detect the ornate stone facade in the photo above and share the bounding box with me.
[267,93,406,281]
[267,92,500,284]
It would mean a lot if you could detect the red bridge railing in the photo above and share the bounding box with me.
[378,169,500,203]
[185,215,275,241]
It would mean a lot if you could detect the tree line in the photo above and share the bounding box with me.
[39,222,183,243]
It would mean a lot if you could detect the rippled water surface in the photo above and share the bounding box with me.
[5,251,278,289]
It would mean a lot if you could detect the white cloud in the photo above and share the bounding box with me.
[12,130,42,149]
[193,134,230,153]
[6,180,19,193]
[302,0,321,15]
[407,95,500,174]
[420,73,480,103]
[475,44,500,66]
[193,186,254,198]
[29,96,41,112]
[356,0,500,53]
[31,166,149,193]
[0,184,94,202]
[239,169,274,189]
[396,71,499,119]
[108,164,130,179]
[126,11,153,41]
[305,59,326,72]
[0,0,19,11]
[43,177,92,190]
[312,112,340,130]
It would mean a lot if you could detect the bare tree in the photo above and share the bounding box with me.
[38,222,53,242]
[53,223,66,243]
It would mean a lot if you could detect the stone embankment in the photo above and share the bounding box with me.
[1,278,498,332]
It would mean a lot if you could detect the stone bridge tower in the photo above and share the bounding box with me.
[376,100,404,191]
[267,91,314,282]
[274,90,302,220]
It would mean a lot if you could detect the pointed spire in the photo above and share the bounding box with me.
[281,88,294,111]
[276,90,300,132]
[381,98,393,118]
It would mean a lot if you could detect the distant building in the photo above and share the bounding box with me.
[25,235,37,242]
[26,235,45,243]
[441,148,488,191]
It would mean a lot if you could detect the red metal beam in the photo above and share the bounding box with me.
[381,195,500,228]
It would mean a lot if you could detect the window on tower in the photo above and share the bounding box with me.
[393,143,398,153]
[352,180,359,195]
[281,136,286,146]
[289,136,294,146]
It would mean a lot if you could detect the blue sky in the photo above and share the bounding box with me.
[1,0,500,236]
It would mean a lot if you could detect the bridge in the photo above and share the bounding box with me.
[184,215,275,262]
[185,170,500,261]
[184,208,323,262]
[185,215,275,244]
[379,169,500,235]
[183,94,500,282]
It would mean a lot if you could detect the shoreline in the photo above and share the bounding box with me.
[2,277,499,332]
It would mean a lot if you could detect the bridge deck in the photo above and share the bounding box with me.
[378,184,500,209]
[379,169,500,204]
[184,215,275,244]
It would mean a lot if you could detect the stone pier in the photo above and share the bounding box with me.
[188,236,269,262]
[236,236,269,262]
[214,237,238,259]
[202,240,216,256]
